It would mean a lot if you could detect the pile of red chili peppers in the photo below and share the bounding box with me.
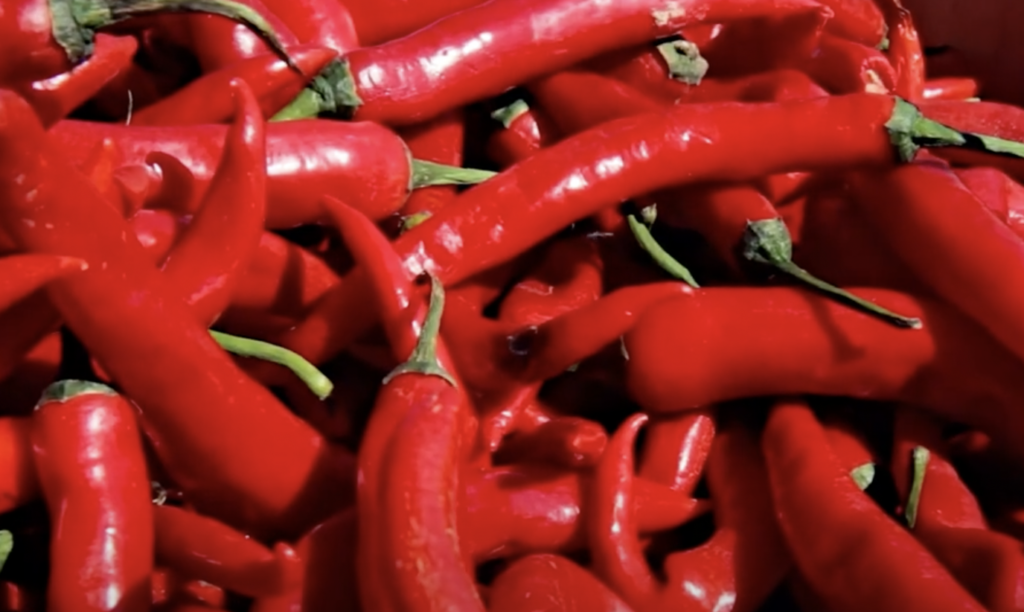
[6,0,1024,609]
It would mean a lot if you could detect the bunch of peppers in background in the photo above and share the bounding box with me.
[4,0,1024,609]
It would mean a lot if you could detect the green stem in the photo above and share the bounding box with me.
[656,38,709,85]
[850,462,876,491]
[39,379,117,404]
[401,210,433,232]
[54,0,296,69]
[270,58,361,120]
[210,330,333,400]
[888,97,1024,162]
[742,219,922,329]
[905,446,930,529]
[491,99,530,129]
[409,159,496,189]
[383,275,456,387]
[270,88,323,122]
[627,214,700,288]
[0,531,12,574]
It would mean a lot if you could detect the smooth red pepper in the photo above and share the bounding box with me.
[922,78,980,101]
[0,418,36,515]
[186,0,299,72]
[51,118,492,228]
[493,416,607,469]
[32,380,153,612]
[0,89,352,539]
[798,34,897,94]
[153,504,302,599]
[877,0,925,100]
[322,0,826,125]
[485,100,556,168]
[623,287,1024,465]
[813,0,888,47]
[344,0,483,46]
[763,399,987,612]
[489,554,635,612]
[398,110,466,220]
[955,166,1024,241]
[638,410,715,495]
[159,79,266,327]
[130,45,337,125]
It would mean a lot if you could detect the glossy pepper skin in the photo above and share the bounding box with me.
[0,89,352,540]
[762,399,987,612]
[32,381,153,612]
[623,287,1024,464]
[489,554,634,612]
[851,161,1024,369]
[280,93,948,368]
[336,0,826,125]
[160,79,267,327]
[344,0,483,45]
[0,418,38,515]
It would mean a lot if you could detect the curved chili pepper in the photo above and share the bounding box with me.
[262,0,359,53]
[489,554,635,612]
[877,0,924,100]
[153,504,301,599]
[32,380,153,612]
[814,0,888,47]
[485,100,556,169]
[692,11,827,80]
[798,34,897,94]
[305,0,827,125]
[14,33,137,128]
[186,0,299,72]
[159,79,266,327]
[0,0,293,86]
[850,160,1024,371]
[129,210,187,264]
[623,287,1024,463]
[0,419,36,515]
[638,410,715,495]
[51,118,493,228]
[588,39,710,92]
[399,110,465,221]
[0,89,353,539]
[955,166,1024,241]
[263,93,1002,370]
[0,254,89,313]
[298,508,361,612]
[375,278,484,612]
[344,0,482,46]
[922,78,979,101]
[493,417,607,469]
[460,462,709,563]
[820,412,877,488]
[529,70,663,136]
[130,45,337,126]
[762,399,987,612]
[589,413,656,609]
[707,418,790,612]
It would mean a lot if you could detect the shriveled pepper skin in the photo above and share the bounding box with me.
[32,381,153,612]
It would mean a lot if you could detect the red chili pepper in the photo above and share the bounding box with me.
[460,462,708,563]
[694,12,827,80]
[485,100,556,168]
[130,45,337,126]
[0,418,36,515]
[798,34,897,94]
[707,417,791,612]
[51,118,493,228]
[0,332,62,416]
[0,296,62,389]
[398,110,466,221]
[488,554,635,612]
[955,166,1024,241]
[312,0,826,125]
[0,0,293,86]
[811,0,888,47]
[588,39,710,91]
[638,410,715,495]
[296,508,361,612]
[877,0,924,100]
[13,33,137,128]
[153,504,302,599]
[0,254,89,312]
[850,160,1024,372]
[623,287,1024,463]
[262,0,359,53]
[159,79,266,327]
[492,417,607,469]
[32,380,153,612]
[129,210,187,264]
[186,0,300,72]
[922,78,980,101]
[344,0,483,46]
[762,399,987,612]
[0,89,353,539]
[529,70,663,135]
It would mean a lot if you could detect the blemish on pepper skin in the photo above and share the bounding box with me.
[652,1,686,27]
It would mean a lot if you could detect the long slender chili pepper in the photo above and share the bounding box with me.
[529,70,663,135]
[153,504,302,599]
[922,78,979,101]
[623,287,1024,465]
[813,0,888,47]
[0,418,37,515]
[489,554,635,612]
[692,11,827,80]
[460,463,708,563]
[264,93,1019,370]
[485,100,555,168]
[955,166,1024,241]
[0,0,294,86]
[261,0,359,53]
[638,410,715,495]
[376,278,485,612]
[850,160,1024,371]
[51,119,493,228]
[32,380,153,612]
[0,89,353,540]
[186,0,299,72]
[398,110,466,220]
[130,45,337,125]
[0,255,89,313]
[762,399,987,612]
[344,0,482,46]
[14,33,137,128]
[160,79,266,327]
[877,0,924,100]
[296,0,827,125]
[798,34,897,94]
[707,418,791,612]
